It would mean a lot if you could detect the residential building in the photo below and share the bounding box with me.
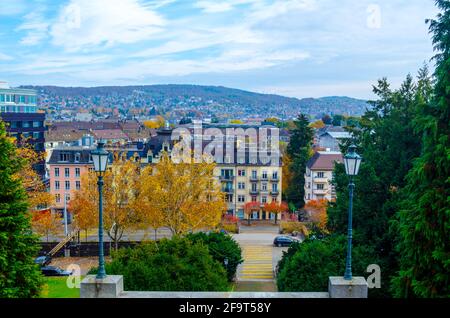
[304,151,343,203]
[0,82,46,176]
[316,126,351,151]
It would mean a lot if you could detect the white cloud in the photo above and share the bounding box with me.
[50,0,166,51]
[16,11,50,45]
[0,52,13,61]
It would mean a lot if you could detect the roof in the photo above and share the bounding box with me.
[46,128,85,142]
[324,131,351,139]
[306,151,343,170]
[92,129,129,140]
[48,148,93,164]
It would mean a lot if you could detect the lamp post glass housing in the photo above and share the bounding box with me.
[343,144,362,280]
[91,141,109,279]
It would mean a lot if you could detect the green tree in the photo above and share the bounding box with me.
[186,232,243,281]
[0,121,42,298]
[332,114,344,126]
[327,69,432,297]
[285,114,313,208]
[392,0,450,298]
[91,237,229,292]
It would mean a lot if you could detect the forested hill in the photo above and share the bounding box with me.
[21,84,370,118]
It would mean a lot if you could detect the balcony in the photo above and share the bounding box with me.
[270,176,279,182]
[222,187,234,193]
[270,190,280,195]
[313,188,328,195]
[313,177,329,183]
[219,175,235,181]
[260,176,269,181]
[249,189,259,195]
[249,176,259,181]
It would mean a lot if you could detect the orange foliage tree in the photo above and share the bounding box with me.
[263,201,288,224]
[304,199,329,233]
[32,210,61,242]
[243,201,260,225]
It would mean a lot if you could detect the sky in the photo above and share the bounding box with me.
[0,0,439,99]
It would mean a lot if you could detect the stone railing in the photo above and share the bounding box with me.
[80,276,368,298]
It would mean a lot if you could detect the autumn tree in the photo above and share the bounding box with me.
[243,201,260,225]
[304,199,328,233]
[32,211,61,242]
[137,153,225,235]
[263,201,288,224]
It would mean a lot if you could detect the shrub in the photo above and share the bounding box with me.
[187,232,243,281]
[276,235,379,295]
[90,236,229,291]
[221,223,239,234]
[279,221,309,236]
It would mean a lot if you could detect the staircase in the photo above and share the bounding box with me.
[47,227,79,257]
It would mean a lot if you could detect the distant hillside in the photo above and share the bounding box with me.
[21,84,370,119]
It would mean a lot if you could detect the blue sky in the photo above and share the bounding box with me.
[0,0,439,99]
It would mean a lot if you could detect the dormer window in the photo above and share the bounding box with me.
[74,153,81,162]
[59,153,69,162]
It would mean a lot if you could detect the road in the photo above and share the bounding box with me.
[232,226,288,287]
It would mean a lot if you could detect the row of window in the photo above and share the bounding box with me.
[55,193,70,203]
[237,182,278,192]
[0,106,38,113]
[225,194,278,204]
[9,120,43,128]
[223,169,279,179]
[54,180,81,191]
[9,131,44,139]
[54,167,81,178]
[0,94,36,104]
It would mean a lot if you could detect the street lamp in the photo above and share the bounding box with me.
[343,144,362,280]
[91,140,109,279]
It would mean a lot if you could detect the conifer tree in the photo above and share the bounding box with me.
[0,121,42,297]
[393,0,450,297]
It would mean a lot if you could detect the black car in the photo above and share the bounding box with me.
[273,235,301,247]
[41,266,73,277]
[34,255,52,267]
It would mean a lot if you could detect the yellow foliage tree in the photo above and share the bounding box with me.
[304,199,329,233]
[309,120,325,129]
[137,153,226,235]
[32,211,61,242]
[143,115,166,129]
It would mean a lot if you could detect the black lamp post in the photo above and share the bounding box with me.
[91,140,109,279]
[343,144,362,280]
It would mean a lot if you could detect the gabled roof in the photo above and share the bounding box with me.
[306,151,343,170]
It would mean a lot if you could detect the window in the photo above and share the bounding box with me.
[307,194,311,200]
[0,94,4,102]
[317,172,325,178]
[251,183,257,192]
[225,194,233,203]
[317,184,324,190]
[262,183,268,191]
[75,168,80,177]
[32,132,40,139]
[238,182,245,190]
[55,181,60,190]
[65,181,70,190]
[19,95,25,103]
[261,196,267,203]
[65,194,70,202]
[55,194,61,203]
[59,153,69,162]
[262,171,268,179]
[22,121,30,128]
[54,168,59,177]
[272,171,278,179]
[238,169,246,177]
[76,181,81,190]
[75,153,80,162]
[251,170,257,179]
[65,168,70,178]
[238,195,245,203]
[272,183,278,192]
[251,196,257,202]
[237,209,244,219]
[272,196,278,202]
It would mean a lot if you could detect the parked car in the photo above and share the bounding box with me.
[273,235,301,247]
[34,255,52,267]
[41,266,73,277]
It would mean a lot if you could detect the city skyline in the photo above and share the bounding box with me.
[0,0,438,99]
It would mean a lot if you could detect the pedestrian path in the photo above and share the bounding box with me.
[238,245,273,281]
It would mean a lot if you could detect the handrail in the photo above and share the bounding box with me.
[48,227,79,257]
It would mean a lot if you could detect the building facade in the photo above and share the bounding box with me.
[0,83,46,176]
[304,151,343,203]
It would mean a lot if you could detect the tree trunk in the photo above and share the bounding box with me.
[154,228,157,241]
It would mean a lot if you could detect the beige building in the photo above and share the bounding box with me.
[304,151,343,203]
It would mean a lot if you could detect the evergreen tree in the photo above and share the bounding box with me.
[0,121,42,297]
[285,114,313,208]
[327,69,431,297]
[393,0,450,298]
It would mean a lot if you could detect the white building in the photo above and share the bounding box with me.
[304,151,343,203]
[318,131,351,151]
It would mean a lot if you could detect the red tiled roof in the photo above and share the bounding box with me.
[92,129,129,140]
[307,151,343,170]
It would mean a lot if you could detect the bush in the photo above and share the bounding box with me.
[187,232,243,281]
[277,235,379,294]
[279,221,309,236]
[89,236,229,291]
[221,223,239,233]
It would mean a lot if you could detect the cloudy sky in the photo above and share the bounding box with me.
[0,0,439,99]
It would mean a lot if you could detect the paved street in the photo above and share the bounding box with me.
[232,225,288,290]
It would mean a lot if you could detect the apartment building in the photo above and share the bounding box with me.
[304,151,343,203]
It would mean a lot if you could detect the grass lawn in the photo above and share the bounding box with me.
[40,276,82,298]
